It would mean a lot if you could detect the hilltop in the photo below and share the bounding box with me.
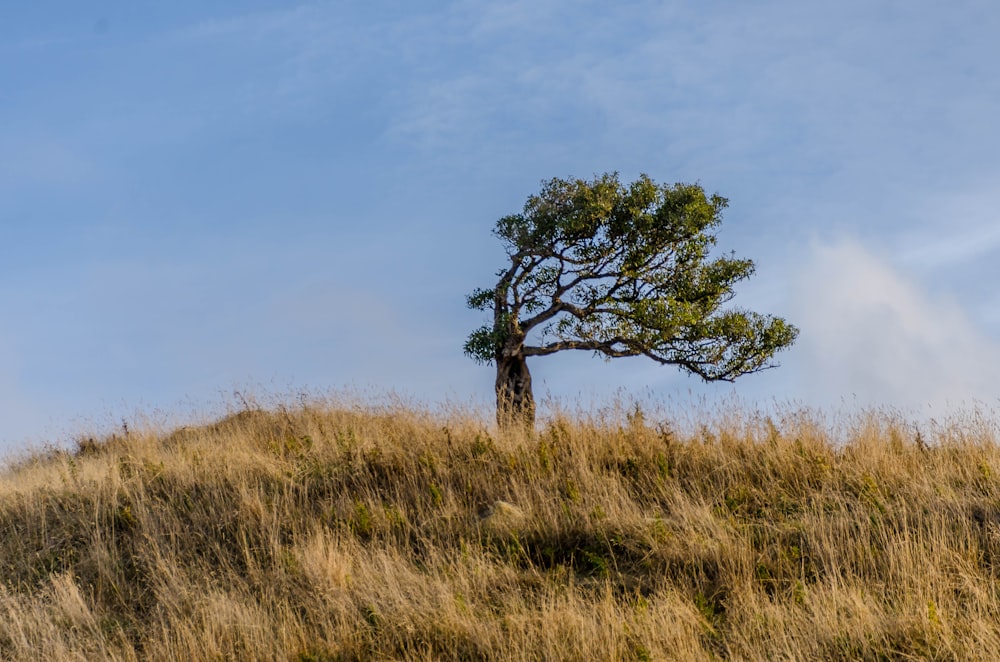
[1,400,999,660]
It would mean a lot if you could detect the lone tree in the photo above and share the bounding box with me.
[464,173,798,427]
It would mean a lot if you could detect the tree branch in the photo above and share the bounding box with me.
[523,336,641,357]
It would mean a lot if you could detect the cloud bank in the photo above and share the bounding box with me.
[787,239,1000,412]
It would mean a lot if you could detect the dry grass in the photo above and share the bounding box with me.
[1,397,1000,660]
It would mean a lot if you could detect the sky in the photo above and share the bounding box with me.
[2,0,1000,450]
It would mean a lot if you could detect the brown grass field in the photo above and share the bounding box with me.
[2,396,1000,660]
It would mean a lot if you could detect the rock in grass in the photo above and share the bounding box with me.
[478,501,526,529]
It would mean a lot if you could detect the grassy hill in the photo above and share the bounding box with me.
[1,400,1000,660]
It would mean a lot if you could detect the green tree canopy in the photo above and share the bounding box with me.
[466,172,798,426]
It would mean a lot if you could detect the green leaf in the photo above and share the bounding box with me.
[464,172,798,383]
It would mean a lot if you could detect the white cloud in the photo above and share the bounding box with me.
[171,6,320,42]
[786,238,1000,412]
[459,0,568,35]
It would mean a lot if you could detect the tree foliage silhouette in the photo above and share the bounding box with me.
[465,173,798,427]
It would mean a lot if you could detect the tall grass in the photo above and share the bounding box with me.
[1,398,1000,660]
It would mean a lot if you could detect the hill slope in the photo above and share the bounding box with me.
[1,402,1000,660]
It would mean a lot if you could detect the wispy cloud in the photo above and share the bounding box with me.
[164,5,439,122]
[170,5,330,42]
[787,238,1000,412]
[894,178,1000,269]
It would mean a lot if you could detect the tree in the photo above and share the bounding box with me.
[464,173,798,427]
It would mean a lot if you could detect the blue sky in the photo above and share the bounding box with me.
[3,0,1000,449]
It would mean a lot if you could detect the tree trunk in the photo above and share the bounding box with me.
[495,352,535,428]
